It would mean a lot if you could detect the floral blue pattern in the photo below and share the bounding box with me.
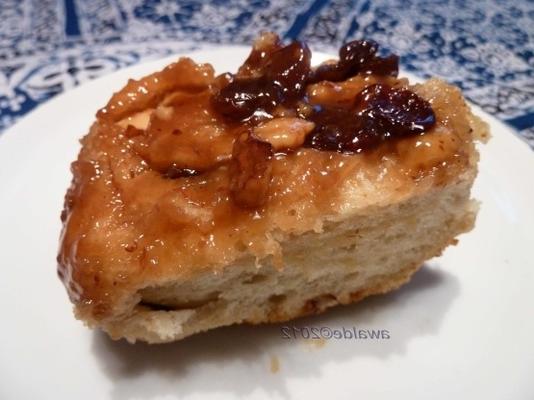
[0,0,533,148]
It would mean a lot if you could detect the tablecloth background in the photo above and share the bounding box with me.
[1,0,533,149]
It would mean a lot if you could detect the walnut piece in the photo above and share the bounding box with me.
[254,117,314,150]
[230,133,274,208]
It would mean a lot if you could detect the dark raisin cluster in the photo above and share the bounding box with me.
[212,36,435,154]
[305,84,436,153]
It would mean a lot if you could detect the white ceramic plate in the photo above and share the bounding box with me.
[1,47,533,400]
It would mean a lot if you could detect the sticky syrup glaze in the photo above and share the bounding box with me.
[58,33,480,319]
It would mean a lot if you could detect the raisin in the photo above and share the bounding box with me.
[355,84,435,135]
[310,40,398,83]
[211,75,282,120]
[339,40,379,74]
[305,105,383,152]
[212,41,311,120]
[305,84,436,153]
[211,36,433,156]
[362,54,398,76]
[264,41,311,99]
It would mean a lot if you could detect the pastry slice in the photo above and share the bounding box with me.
[58,33,489,343]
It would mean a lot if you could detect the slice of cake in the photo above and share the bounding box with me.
[58,33,489,343]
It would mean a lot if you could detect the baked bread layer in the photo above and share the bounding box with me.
[101,176,477,343]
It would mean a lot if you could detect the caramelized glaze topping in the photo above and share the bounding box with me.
[95,34,439,213]
[60,33,479,316]
[163,166,201,179]
[104,33,438,210]
[211,35,432,157]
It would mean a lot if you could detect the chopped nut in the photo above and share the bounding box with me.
[155,105,174,120]
[253,117,315,151]
[230,133,273,208]
[117,108,153,130]
[97,58,214,122]
[237,32,282,78]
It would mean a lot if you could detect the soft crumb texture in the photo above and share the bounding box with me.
[100,174,478,343]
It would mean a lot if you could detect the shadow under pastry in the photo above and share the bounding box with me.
[91,263,460,400]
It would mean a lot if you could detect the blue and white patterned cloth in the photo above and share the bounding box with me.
[1,0,533,148]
